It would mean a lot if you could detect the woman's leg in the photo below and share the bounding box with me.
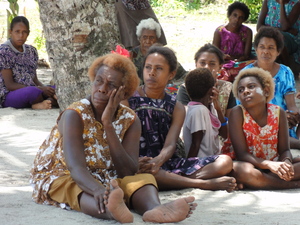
[79,180,133,223]
[3,86,51,109]
[130,184,197,223]
[232,161,300,189]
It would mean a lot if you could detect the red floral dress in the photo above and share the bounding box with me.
[222,104,280,161]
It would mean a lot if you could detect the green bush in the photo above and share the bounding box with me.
[228,0,262,23]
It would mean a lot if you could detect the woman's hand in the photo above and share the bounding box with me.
[102,86,125,125]
[93,184,110,214]
[39,86,55,97]
[211,86,222,111]
[266,161,294,181]
[286,110,300,128]
[138,156,161,174]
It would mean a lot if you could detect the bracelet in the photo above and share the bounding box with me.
[221,117,228,126]
[282,157,293,164]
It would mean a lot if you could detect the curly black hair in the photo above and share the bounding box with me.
[143,44,178,73]
[254,26,284,53]
[194,43,225,65]
[227,1,250,21]
[185,68,215,100]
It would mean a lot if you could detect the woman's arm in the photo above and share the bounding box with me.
[212,28,221,49]
[32,75,56,97]
[285,93,300,128]
[256,0,268,31]
[59,110,106,196]
[279,0,300,31]
[101,87,140,177]
[1,69,26,90]
[149,101,186,173]
[237,28,253,62]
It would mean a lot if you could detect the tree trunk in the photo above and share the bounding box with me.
[38,0,119,110]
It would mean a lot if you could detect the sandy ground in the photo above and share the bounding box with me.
[1,70,300,225]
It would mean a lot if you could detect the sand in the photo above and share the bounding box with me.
[1,69,300,225]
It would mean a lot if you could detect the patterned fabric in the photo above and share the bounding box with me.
[217,24,249,57]
[216,80,233,116]
[128,91,218,175]
[30,99,136,206]
[265,0,300,64]
[122,0,150,10]
[0,40,38,107]
[218,60,255,82]
[222,104,280,161]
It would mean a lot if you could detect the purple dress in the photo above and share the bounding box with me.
[0,40,42,108]
[216,24,249,57]
[128,91,218,176]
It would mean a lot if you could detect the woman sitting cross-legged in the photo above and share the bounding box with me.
[222,67,300,189]
[30,53,197,223]
[122,45,237,192]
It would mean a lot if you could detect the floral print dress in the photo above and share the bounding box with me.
[222,104,280,160]
[30,99,136,207]
[0,40,38,107]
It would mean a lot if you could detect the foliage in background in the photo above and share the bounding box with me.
[228,0,261,23]
[6,0,19,38]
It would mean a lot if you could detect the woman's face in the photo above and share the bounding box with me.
[91,65,123,109]
[143,53,175,90]
[195,52,222,79]
[237,76,266,108]
[9,22,29,50]
[255,37,280,64]
[139,29,158,55]
[228,9,245,29]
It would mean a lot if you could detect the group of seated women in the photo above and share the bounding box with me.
[29,28,300,224]
[2,2,300,223]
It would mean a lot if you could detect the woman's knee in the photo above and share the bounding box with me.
[215,155,233,173]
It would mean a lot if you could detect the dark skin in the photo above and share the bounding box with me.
[213,9,253,62]
[230,76,300,189]
[58,65,197,223]
[254,37,300,148]
[187,86,228,158]
[2,21,55,107]
[123,53,237,192]
[257,0,300,65]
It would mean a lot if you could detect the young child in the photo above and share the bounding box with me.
[222,67,300,189]
[183,68,228,158]
[123,46,236,192]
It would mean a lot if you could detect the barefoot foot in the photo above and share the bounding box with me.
[105,180,133,223]
[201,176,237,192]
[32,100,52,109]
[142,196,197,223]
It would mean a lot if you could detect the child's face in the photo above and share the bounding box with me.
[237,76,266,107]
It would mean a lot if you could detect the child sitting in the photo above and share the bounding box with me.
[183,68,228,158]
[222,67,300,189]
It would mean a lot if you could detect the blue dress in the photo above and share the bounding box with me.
[242,63,297,138]
[128,91,218,176]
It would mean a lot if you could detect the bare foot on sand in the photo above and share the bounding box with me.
[142,196,197,223]
[105,180,133,223]
[32,100,52,109]
[202,176,237,192]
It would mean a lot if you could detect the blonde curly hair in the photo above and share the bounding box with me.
[88,53,139,99]
[232,67,275,102]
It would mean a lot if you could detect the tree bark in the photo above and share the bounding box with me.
[38,0,119,110]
